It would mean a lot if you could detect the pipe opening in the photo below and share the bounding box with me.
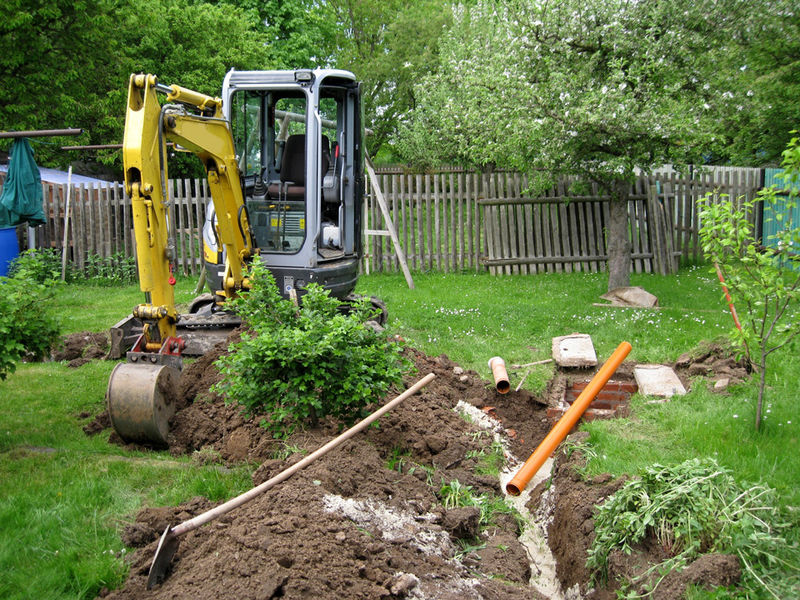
[488,356,510,395]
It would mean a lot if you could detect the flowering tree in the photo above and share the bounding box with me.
[397,0,752,290]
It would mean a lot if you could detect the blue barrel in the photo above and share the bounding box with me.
[0,227,19,277]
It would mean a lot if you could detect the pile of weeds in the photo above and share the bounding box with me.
[587,458,800,599]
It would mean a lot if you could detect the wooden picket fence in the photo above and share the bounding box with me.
[1,166,761,278]
[362,166,761,275]
[1,177,213,277]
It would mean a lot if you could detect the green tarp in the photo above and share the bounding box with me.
[0,138,45,228]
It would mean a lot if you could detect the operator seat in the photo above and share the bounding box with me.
[269,134,306,200]
[268,134,333,204]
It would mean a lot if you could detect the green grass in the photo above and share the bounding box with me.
[49,276,202,333]
[357,266,733,390]
[0,277,251,600]
[1,267,797,598]
[356,267,800,597]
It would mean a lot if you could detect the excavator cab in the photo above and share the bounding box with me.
[202,69,364,303]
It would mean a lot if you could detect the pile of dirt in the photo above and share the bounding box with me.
[531,432,742,599]
[52,331,109,367]
[163,342,552,466]
[87,334,752,599]
[673,341,750,390]
[103,344,554,599]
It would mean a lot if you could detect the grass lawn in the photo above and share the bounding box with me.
[0,266,796,598]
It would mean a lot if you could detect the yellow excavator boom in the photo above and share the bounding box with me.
[109,73,255,445]
[122,73,253,349]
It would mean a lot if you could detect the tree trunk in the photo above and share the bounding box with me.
[606,182,632,292]
[755,351,766,431]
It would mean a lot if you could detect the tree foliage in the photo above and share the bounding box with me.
[719,0,800,166]
[323,0,453,157]
[208,0,336,69]
[699,136,800,431]
[0,0,119,165]
[0,0,303,174]
[396,0,758,289]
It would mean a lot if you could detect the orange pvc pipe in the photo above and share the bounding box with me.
[506,341,632,496]
[489,356,511,394]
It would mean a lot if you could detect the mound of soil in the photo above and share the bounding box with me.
[52,331,110,367]
[103,344,554,599]
[164,341,551,466]
[673,341,750,390]
[91,334,751,599]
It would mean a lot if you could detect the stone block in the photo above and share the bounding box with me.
[634,364,686,397]
[552,334,598,368]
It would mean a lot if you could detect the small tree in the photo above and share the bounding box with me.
[699,136,800,431]
[213,261,410,437]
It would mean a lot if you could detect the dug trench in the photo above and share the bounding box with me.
[79,335,749,599]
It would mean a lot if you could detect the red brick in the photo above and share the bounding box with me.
[587,398,626,410]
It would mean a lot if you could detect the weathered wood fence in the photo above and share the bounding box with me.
[1,166,761,278]
[0,176,213,276]
[363,166,761,275]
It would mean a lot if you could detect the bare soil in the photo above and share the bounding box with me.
[52,331,110,367]
[80,334,747,599]
[101,344,552,600]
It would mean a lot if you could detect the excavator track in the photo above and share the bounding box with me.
[109,311,242,359]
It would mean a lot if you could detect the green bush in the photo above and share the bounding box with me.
[83,252,138,286]
[213,261,410,437]
[9,249,137,286]
[0,269,61,380]
[8,248,62,283]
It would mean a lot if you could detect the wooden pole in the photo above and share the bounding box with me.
[147,373,435,588]
[60,167,73,281]
[0,128,82,139]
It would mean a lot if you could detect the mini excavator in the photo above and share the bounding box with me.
[107,69,371,445]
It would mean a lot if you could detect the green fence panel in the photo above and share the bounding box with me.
[763,168,800,271]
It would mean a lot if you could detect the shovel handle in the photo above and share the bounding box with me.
[170,373,436,538]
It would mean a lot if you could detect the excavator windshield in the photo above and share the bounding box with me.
[206,69,362,301]
[230,90,309,254]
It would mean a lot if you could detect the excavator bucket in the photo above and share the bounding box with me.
[106,362,180,445]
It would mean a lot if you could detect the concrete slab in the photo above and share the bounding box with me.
[634,364,686,397]
[552,334,598,368]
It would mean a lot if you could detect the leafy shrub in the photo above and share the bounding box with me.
[9,249,137,286]
[0,269,61,380]
[83,252,138,286]
[8,248,62,283]
[587,458,799,598]
[213,261,410,437]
